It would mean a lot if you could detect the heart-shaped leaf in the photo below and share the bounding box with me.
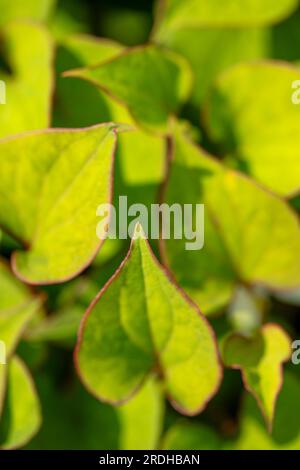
[0,260,42,357]
[64,45,192,134]
[0,123,119,284]
[222,324,291,429]
[162,125,300,314]
[0,22,54,138]
[206,62,300,197]
[0,356,41,449]
[76,226,222,416]
[154,0,298,37]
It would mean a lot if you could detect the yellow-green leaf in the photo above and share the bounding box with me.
[0,124,119,284]
[222,324,291,428]
[76,227,222,416]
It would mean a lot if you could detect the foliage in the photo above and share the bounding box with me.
[0,0,299,450]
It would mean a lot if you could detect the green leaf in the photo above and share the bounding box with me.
[0,22,54,138]
[64,45,192,134]
[76,226,222,416]
[0,260,42,357]
[222,324,291,429]
[162,125,300,314]
[234,371,300,449]
[0,356,41,449]
[154,0,298,36]
[206,62,300,197]
[0,124,119,284]
[0,0,56,24]
[162,421,222,450]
